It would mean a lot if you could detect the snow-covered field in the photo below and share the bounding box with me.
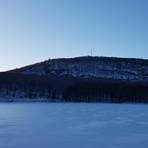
[0,103,148,148]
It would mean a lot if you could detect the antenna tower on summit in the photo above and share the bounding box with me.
[91,49,93,56]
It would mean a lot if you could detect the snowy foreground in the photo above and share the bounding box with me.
[0,103,148,148]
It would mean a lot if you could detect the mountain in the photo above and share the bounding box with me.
[10,56,148,80]
[1,56,148,103]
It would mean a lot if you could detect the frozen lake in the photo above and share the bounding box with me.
[0,103,148,148]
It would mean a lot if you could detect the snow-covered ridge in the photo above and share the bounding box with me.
[10,56,148,80]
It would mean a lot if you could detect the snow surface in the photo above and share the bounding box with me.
[0,103,148,148]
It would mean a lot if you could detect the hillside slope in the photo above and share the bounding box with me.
[1,56,148,102]
[10,56,148,80]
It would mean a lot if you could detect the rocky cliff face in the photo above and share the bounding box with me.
[11,56,148,80]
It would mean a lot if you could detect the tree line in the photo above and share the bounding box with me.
[0,72,148,103]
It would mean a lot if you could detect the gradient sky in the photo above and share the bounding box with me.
[0,0,148,71]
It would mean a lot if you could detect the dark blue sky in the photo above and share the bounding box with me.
[0,0,148,71]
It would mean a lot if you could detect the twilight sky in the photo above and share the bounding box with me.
[0,0,148,71]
